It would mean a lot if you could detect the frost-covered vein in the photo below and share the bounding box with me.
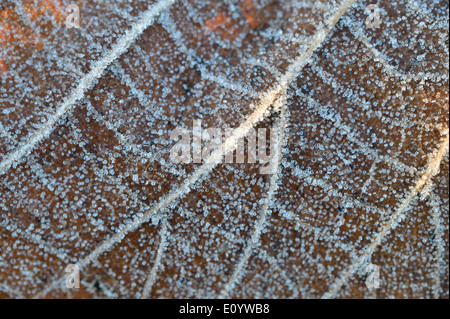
[430,193,445,299]
[295,90,418,174]
[11,0,42,35]
[279,0,331,11]
[159,13,259,98]
[0,122,14,145]
[137,41,260,101]
[83,57,167,162]
[309,61,440,133]
[32,128,172,297]
[343,18,448,82]
[79,278,117,299]
[0,219,72,263]
[134,42,259,98]
[84,101,160,161]
[33,0,358,297]
[72,159,163,296]
[287,217,356,253]
[243,57,284,79]
[219,94,288,299]
[360,160,378,194]
[0,283,25,299]
[109,61,160,112]
[256,250,301,298]
[405,0,449,29]
[87,261,123,297]
[31,168,152,298]
[25,158,112,234]
[1,165,125,296]
[141,219,169,299]
[0,0,178,177]
[91,279,119,299]
[11,0,85,78]
[84,102,184,178]
[24,143,151,295]
[289,163,386,217]
[323,135,450,299]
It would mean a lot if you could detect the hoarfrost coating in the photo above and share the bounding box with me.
[0,0,448,299]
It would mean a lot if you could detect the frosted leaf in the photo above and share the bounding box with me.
[0,0,448,299]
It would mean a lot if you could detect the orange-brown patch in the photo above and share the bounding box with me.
[0,0,66,73]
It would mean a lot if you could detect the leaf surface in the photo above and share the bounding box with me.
[0,0,448,299]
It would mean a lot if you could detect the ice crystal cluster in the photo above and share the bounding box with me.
[0,0,448,299]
